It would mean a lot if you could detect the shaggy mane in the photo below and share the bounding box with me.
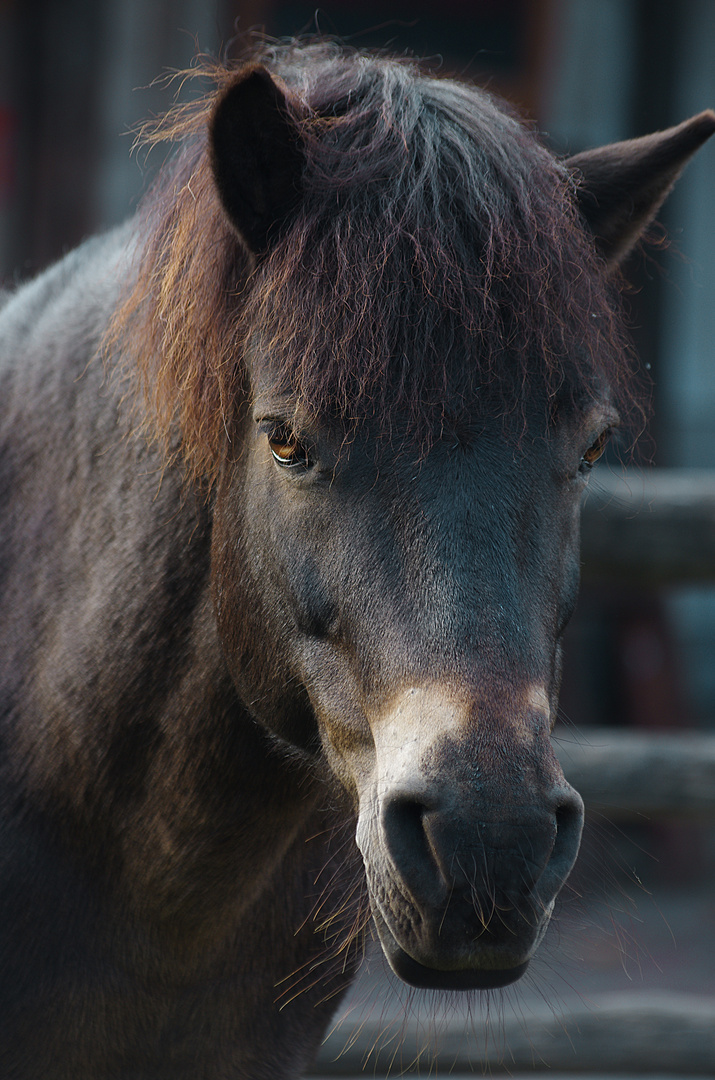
[108,41,641,482]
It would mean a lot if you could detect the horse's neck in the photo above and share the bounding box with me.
[8,470,323,927]
[0,226,364,1074]
[0,223,325,927]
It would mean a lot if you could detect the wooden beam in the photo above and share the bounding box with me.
[313,991,715,1075]
[554,726,715,818]
[581,468,715,584]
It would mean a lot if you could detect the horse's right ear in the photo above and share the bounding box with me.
[209,66,305,256]
[567,110,715,265]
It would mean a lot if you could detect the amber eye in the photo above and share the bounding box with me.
[580,428,611,472]
[264,423,312,469]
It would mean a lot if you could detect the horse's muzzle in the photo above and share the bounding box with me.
[357,779,584,990]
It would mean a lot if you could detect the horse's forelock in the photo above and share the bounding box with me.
[109,43,643,483]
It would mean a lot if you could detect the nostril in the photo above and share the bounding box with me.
[381,796,427,861]
[544,786,585,887]
[556,786,585,839]
[380,793,446,903]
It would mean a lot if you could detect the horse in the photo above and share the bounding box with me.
[0,41,712,1079]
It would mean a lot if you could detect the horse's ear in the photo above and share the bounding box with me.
[567,110,715,265]
[209,65,305,256]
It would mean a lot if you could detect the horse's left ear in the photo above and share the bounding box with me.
[567,110,715,265]
[209,65,305,256]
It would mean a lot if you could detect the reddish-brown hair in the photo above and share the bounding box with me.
[109,41,639,482]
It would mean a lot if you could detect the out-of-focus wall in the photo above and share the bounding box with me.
[0,0,234,278]
[654,1,715,727]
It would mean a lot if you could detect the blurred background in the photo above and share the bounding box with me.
[1,0,714,1064]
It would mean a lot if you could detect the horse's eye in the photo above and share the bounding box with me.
[580,428,611,472]
[265,424,312,469]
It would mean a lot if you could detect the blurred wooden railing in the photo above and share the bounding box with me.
[555,725,715,818]
[314,993,715,1075]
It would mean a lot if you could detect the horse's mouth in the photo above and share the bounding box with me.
[386,942,530,991]
[371,905,531,991]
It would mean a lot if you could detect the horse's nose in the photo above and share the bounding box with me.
[379,779,584,914]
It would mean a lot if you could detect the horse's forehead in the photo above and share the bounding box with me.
[248,387,605,454]
[245,329,611,438]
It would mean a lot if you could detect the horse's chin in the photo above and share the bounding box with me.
[371,907,530,991]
